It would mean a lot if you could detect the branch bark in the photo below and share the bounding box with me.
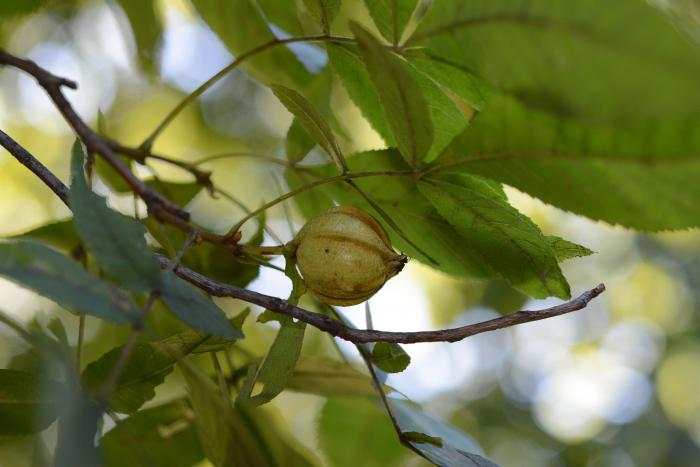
[161,256,605,344]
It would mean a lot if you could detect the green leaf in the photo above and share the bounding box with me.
[442,93,700,164]
[435,94,700,230]
[459,156,700,231]
[0,240,138,324]
[182,364,243,467]
[363,0,419,44]
[46,317,69,346]
[302,0,341,33]
[82,325,231,413]
[404,54,489,112]
[0,370,58,435]
[329,41,461,162]
[327,43,396,147]
[411,0,700,125]
[241,254,307,406]
[389,398,499,467]
[401,431,443,447]
[182,364,317,466]
[191,0,311,89]
[286,118,316,164]
[191,308,250,354]
[244,317,306,405]
[547,236,594,261]
[403,59,468,162]
[257,0,304,35]
[371,342,411,373]
[69,142,161,293]
[351,22,433,166]
[159,270,243,338]
[272,84,346,171]
[11,219,80,252]
[116,0,161,73]
[418,173,569,298]
[286,356,377,397]
[95,155,134,193]
[0,0,48,17]
[320,397,409,467]
[102,401,204,467]
[144,180,202,208]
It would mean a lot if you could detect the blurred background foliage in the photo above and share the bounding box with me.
[1,0,700,466]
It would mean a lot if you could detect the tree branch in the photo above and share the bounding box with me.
[0,49,190,221]
[160,256,605,344]
[0,51,606,346]
[1,125,606,344]
[0,129,70,206]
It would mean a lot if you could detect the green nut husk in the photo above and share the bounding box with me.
[288,206,407,306]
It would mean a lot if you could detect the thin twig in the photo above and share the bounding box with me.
[141,34,354,147]
[225,169,415,238]
[76,314,85,370]
[327,305,435,460]
[160,256,605,344]
[194,152,291,167]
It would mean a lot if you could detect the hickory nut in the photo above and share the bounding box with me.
[288,206,408,306]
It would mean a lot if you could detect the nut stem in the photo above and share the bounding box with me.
[236,244,287,256]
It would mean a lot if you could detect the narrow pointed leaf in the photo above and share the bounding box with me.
[159,270,242,338]
[328,43,396,147]
[272,84,346,171]
[329,42,459,162]
[302,0,341,33]
[419,174,570,298]
[242,254,307,406]
[404,54,489,111]
[286,117,316,164]
[351,22,433,166]
[116,0,161,73]
[0,240,138,324]
[69,142,161,292]
[363,0,419,44]
[547,236,594,261]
